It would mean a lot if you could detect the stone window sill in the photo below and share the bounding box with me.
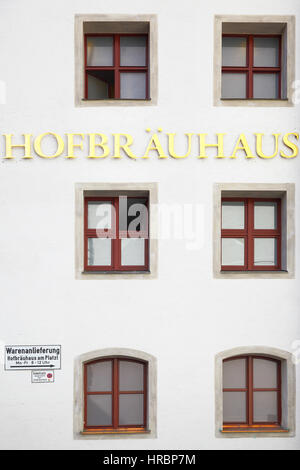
[82,270,151,275]
[81,428,151,435]
[221,426,289,434]
[220,270,288,273]
[218,98,292,107]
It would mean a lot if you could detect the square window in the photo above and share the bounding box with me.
[221,198,281,271]
[75,183,158,279]
[84,196,149,272]
[75,15,157,106]
[85,34,148,100]
[222,35,281,100]
[213,184,295,279]
[214,16,295,106]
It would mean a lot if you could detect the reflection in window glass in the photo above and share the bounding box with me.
[222,73,247,99]
[223,392,246,422]
[254,202,277,229]
[222,202,245,229]
[88,238,112,266]
[120,36,147,66]
[254,238,277,266]
[86,37,114,66]
[222,238,245,266]
[222,37,247,66]
[253,37,279,67]
[253,73,279,99]
[120,73,146,99]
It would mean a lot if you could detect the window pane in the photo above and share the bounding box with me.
[253,73,279,99]
[223,392,246,422]
[86,36,113,66]
[222,36,247,66]
[86,395,112,426]
[222,238,245,266]
[119,394,144,425]
[119,360,144,391]
[253,37,279,67]
[222,73,247,99]
[121,238,145,266]
[254,202,277,229]
[120,73,146,99]
[222,202,245,229]
[87,74,109,99]
[87,361,112,392]
[223,358,246,389]
[87,71,114,99]
[120,36,147,66]
[254,238,277,266]
[253,391,278,423]
[119,197,148,232]
[88,238,112,266]
[253,358,277,389]
[88,202,112,229]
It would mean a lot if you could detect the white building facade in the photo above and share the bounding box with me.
[0,0,299,450]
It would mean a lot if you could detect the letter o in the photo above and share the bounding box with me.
[34,132,64,158]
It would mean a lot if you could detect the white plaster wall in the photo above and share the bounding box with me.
[0,0,299,450]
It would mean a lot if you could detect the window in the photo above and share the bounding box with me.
[85,34,148,100]
[213,183,295,279]
[222,35,282,99]
[214,16,295,106]
[84,357,148,432]
[84,195,149,272]
[75,15,158,106]
[75,183,158,279]
[221,198,281,271]
[74,348,157,438]
[215,347,296,437]
[223,355,282,431]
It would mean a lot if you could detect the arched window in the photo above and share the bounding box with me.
[84,356,148,432]
[223,355,282,430]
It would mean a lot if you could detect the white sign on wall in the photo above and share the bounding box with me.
[31,371,55,383]
[4,345,61,370]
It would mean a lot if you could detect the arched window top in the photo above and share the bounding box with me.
[223,355,280,389]
[216,345,292,362]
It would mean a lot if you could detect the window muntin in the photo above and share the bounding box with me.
[223,356,281,429]
[84,196,149,272]
[84,357,148,431]
[221,198,281,271]
[222,34,282,99]
[84,34,149,100]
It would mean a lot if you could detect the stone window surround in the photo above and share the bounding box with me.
[75,182,158,280]
[214,15,295,107]
[215,346,296,438]
[73,348,157,439]
[213,183,295,279]
[74,14,158,107]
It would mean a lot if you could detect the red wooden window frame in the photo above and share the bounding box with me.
[84,196,149,272]
[84,33,149,99]
[222,34,282,99]
[84,357,148,432]
[221,198,281,271]
[223,355,282,430]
